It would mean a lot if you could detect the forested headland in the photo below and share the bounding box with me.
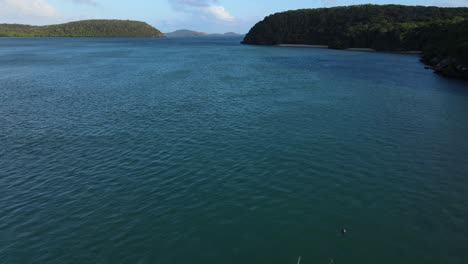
[0,20,165,38]
[242,5,468,80]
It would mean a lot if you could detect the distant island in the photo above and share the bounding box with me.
[242,5,468,80]
[165,29,208,37]
[165,29,244,38]
[208,32,244,37]
[0,20,165,38]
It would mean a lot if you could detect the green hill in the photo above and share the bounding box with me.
[242,5,468,80]
[0,20,165,38]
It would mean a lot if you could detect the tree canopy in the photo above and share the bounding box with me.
[242,5,468,79]
[0,20,165,38]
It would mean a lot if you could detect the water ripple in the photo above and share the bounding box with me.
[1,37,468,264]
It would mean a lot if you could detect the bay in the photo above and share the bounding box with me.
[1,37,467,264]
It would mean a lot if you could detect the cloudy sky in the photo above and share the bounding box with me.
[1,0,467,33]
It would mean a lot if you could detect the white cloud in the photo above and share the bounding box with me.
[204,5,234,22]
[171,0,210,7]
[70,0,98,6]
[0,0,58,18]
[0,0,102,25]
[168,0,235,22]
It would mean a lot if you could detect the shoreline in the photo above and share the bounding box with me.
[345,48,375,51]
[276,44,421,54]
[277,44,328,48]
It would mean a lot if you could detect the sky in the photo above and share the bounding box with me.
[1,0,467,33]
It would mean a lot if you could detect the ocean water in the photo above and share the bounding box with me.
[0,37,467,264]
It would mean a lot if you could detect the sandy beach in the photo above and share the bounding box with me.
[345,48,375,51]
[277,44,422,54]
[277,44,328,48]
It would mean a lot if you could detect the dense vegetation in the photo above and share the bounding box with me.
[242,5,468,80]
[416,20,468,79]
[0,20,165,38]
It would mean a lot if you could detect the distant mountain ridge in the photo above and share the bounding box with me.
[165,29,244,37]
[0,20,165,37]
[208,32,244,37]
[165,29,208,37]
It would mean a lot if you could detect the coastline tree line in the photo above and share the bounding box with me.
[0,20,164,38]
[242,5,468,80]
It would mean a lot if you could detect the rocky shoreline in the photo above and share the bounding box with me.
[424,56,468,80]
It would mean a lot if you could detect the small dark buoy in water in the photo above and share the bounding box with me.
[341,228,347,235]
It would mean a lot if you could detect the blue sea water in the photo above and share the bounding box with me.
[0,37,467,264]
